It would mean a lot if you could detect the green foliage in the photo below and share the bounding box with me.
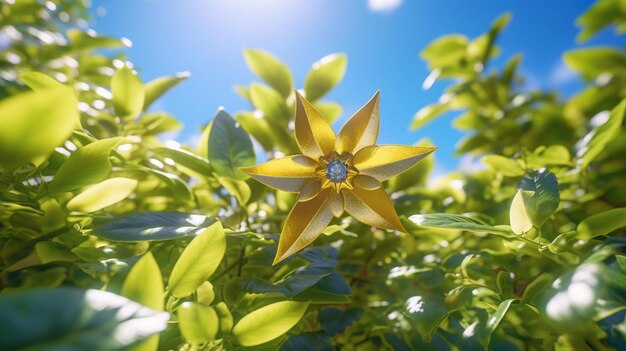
[1,1,626,350]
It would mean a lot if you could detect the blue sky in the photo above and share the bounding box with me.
[91,0,622,172]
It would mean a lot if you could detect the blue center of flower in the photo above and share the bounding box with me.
[326,160,347,183]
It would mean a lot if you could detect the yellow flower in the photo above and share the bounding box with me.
[241,91,436,265]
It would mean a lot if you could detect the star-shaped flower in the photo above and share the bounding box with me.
[242,91,436,265]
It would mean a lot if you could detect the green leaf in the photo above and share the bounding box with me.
[475,299,516,348]
[0,88,78,168]
[122,253,164,351]
[178,302,219,344]
[578,99,626,168]
[241,259,335,297]
[207,110,256,180]
[576,0,624,42]
[318,308,363,336]
[168,221,226,298]
[408,213,513,236]
[482,155,524,177]
[214,302,234,334]
[20,71,64,91]
[67,29,125,50]
[112,67,145,120]
[66,177,137,213]
[564,48,626,78]
[421,35,468,69]
[143,72,189,110]
[122,252,164,310]
[0,288,168,350]
[35,241,78,264]
[304,53,347,101]
[517,169,560,228]
[144,168,194,202]
[49,137,124,192]
[410,102,450,130]
[496,272,514,299]
[217,176,251,204]
[249,82,291,125]
[139,113,182,135]
[403,295,448,342]
[243,49,293,97]
[510,189,533,235]
[577,208,626,239]
[232,301,310,347]
[235,111,275,151]
[522,273,554,304]
[313,101,342,123]
[152,146,212,177]
[94,211,215,242]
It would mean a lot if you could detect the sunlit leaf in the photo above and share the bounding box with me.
[168,221,226,298]
[231,301,310,346]
[403,294,448,342]
[408,213,513,236]
[178,302,219,344]
[20,71,64,91]
[66,177,137,213]
[50,137,124,192]
[0,288,168,350]
[577,208,626,239]
[304,53,347,102]
[143,72,189,110]
[577,99,626,168]
[244,49,293,97]
[121,252,164,351]
[94,212,215,241]
[112,67,145,120]
[0,88,78,168]
[249,82,291,125]
[482,155,524,177]
[152,146,212,177]
[517,169,560,228]
[510,189,533,234]
[207,110,255,180]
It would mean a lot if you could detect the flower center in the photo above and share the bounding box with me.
[326,160,347,183]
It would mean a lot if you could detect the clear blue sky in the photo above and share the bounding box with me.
[91,0,622,172]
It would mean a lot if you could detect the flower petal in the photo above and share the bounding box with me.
[327,190,344,217]
[354,145,437,181]
[274,189,334,264]
[352,175,381,190]
[343,186,405,232]
[297,179,321,202]
[295,91,336,159]
[336,91,380,154]
[240,155,318,192]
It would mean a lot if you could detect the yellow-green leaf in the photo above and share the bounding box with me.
[168,221,225,298]
[482,155,524,177]
[66,177,138,213]
[0,88,78,169]
[249,83,291,126]
[178,302,219,344]
[143,72,189,110]
[243,49,293,98]
[20,71,63,91]
[122,252,164,351]
[112,67,145,120]
[304,53,347,102]
[510,189,533,235]
[231,301,309,347]
[577,208,626,239]
[121,252,164,310]
[50,137,124,192]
